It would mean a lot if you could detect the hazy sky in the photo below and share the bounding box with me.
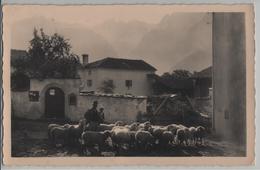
[7,5,212,75]
[7,5,193,26]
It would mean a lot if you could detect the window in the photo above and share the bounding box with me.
[125,80,132,89]
[99,80,115,93]
[69,93,77,106]
[29,91,39,102]
[88,70,92,75]
[87,80,92,87]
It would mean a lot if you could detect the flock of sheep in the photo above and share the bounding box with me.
[48,120,207,155]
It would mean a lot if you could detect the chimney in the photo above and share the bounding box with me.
[82,54,89,65]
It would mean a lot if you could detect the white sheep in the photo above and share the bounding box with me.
[78,119,86,129]
[68,123,85,146]
[114,121,125,126]
[194,126,206,145]
[125,122,139,131]
[135,130,155,151]
[183,127,194,145]
[166,124,179,135]
[160,130,174,146]
[110,126,136,150]
[50,126,70,146]
[175,128,186,145]
[177,124,187,129]
[151,126,168,142]
[111,126,129,131]
[138,121,152,131]
[80,130,111,154]
[187,127,197,145]
[48,123,71,141]
[97,123,115,131]
[48,123,60,140]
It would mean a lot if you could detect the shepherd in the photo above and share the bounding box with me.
[84,101,103,131]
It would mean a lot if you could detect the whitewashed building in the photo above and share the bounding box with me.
[11,52,155,122]
[79,55,157,96]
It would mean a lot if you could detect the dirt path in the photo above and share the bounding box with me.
[11,119,245,157]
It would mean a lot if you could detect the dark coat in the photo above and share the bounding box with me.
[84,108,102,123]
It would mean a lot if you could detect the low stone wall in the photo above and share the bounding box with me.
[12,90,147,123]
[68,94,147,123]
[12,91,42,119]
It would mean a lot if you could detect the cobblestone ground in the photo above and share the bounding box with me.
[11,119,245,157]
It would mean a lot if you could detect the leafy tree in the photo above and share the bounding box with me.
[171,69,192,79]
[11,56,30,72]
[11,71,30,91]
[16,28,80,78]
[99,80,115,94]
[161,72,172,80]
[161,69,192,81]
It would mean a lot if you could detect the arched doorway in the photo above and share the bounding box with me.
[45,87,65,118]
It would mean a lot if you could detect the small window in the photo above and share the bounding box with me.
[125,80,132,89]
[87,80,92,87]
[29,91,39,102]
[88,70,92,75]
[69,93,77,106]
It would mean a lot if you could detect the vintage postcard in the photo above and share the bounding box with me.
[2,4,255,166]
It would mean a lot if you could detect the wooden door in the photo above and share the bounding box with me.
[45,87,65,118]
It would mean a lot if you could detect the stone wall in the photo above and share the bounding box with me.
[12,78,81,119]
[12,91,42,119]
[11,78,147,123]
[68,94,147,123]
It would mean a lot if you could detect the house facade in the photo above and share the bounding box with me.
[11,53,154,122]
[11,78,147,123]
[78,56,157,96]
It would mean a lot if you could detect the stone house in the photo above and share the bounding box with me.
[11,52,154,122]
[79,55,157,96]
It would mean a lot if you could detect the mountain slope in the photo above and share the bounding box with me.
[94,20,153,57]
[132,13,212,74]
[171,50,212,72]
[11,13,212,74]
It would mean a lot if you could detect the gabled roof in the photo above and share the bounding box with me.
[84,57,157,71]
[192,66,212,78]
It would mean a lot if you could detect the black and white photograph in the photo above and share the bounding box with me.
[2,4,255,165]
